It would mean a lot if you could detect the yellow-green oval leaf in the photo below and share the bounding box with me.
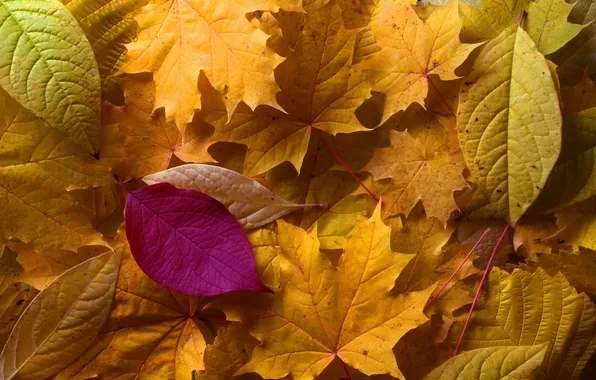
[458,24,562,225]
[0,0,101,153]
[0,250,120,379]
[424,344,548,380]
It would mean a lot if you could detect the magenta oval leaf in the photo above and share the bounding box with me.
[124,182,270,296]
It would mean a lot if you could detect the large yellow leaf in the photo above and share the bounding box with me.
[449,268,596,380]
[457,24,562,225]
[56,237,214,379]
[363,108,468,224]
[122,0,284,131]
[0,89,113,253]
[424,344,548,380]
[358,0,478,122]
[0,249,121,379]
[61,0,147,103]
[0,0,101,153]
[204,0,375,175]
[210,206,433,379]
[102,75,214,181]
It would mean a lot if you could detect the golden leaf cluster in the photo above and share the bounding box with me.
[0,0,596,378]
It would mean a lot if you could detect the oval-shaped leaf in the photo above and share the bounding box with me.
[0,250,120,379]
[424,344,548,380]
[143,164,320,230]
[458,24,562,225]
[0,0,101,153]
[124,182,269,296]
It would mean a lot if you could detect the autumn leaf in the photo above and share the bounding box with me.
[364,107,469,224]
[199,324,259,380]
[210,206,434,379]
[203,0,376,175]
[56,238,216,379]
[102,75,214,181]
[460,0,587,55]
[0,89,113,253]
[537,251,596,296]
[449,268,596,379]
[143,164,321,229]
[550,197,596,251]
[124,182,269,296]
[457,23,562,226]
[0,279,37,349]
[0,0,101,153]
[424,344,548,380]
[0,249,121,379]
[357,0,478,122]
[61,0,146,103]
[549,0,596,86]
[122,0,284,131]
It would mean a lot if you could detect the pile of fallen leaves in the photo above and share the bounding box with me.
[1,0,596,378]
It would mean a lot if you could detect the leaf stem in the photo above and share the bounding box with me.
[518,9,526,26]
[339,357,351,380]
[311,128,379,202]
[453,225,510,356]
[427,75,458,120]
[115,176,130,193]
[423,227,491,311]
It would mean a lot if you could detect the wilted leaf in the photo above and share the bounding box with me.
[122,0,284,130]
[0,0,101,153]
[143,164,320,230]
[124,182,269,296]
[424,344,548,380]
[210,206,434,379]
[458,24,562,225]
[358,0,478,122]
[449,268,596,379]
[0,249,121,379]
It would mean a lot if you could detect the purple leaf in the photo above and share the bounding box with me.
[124,182,270,296]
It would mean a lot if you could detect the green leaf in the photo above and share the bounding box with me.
[424,344,548,380]
[0,0,101,153]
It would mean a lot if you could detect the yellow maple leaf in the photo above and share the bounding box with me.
[209,205,433,379]
[122,0,285,131]
[538,251,596,296]
[102,75,215,181]
[357,0,479,122]
[56,236,215,379]
[363,107,469,224]
[203,0,376,175]
[0,89,113,253]
[449,267,596,380]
